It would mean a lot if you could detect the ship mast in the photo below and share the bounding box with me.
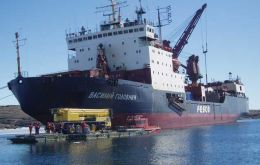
[97,0,127,30]
[111,0,116,23]
[14,32,26,77]
[15,32,21,77]
[136,0,146,24]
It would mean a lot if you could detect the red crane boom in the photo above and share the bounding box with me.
[172,4,207,58]
[172,4,207,72]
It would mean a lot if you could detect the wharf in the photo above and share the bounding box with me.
[8,130,153,144]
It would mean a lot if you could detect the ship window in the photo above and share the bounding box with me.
[108,32,112,36]
[68,40,73,43]
[139,27,144,31]
[118,31,123,34]
[158,72,159,75]
[124,30,128,34]
[113,31,118,35]
[122,41,125,45]
[73,39,77,42]
[103,33,107,37]
[109,44,111,47]
[240,86,242,91]
[98,34,102,38]
[157,61,159,64]
[124,52,127,55]
[83,37,87,40]
[134,28,139,32]
[88,36,92,40]
[152,49,155,53]
[78,38,82,42]
[152,60,154,63]
[134,40,136,43]
[129,29,133,33]
[139,50,141,53]
[88,48,90,51]
[153,71,154,74]
[113,65,116,68]
[158,51,160,54]
[93,35,97,39]
[136,50,138,54]
[136,61,139,64]
[152,29,154,33]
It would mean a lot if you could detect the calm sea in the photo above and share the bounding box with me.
[0,120,260,165]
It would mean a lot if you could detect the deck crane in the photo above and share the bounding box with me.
[172,4,207,73]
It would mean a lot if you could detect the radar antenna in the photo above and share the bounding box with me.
[155,5,172,43]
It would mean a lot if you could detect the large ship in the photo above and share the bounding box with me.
[8,1,248,129]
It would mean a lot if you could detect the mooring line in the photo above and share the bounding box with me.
[0,94,13,101]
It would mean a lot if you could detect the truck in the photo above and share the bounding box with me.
[51,108,112,132]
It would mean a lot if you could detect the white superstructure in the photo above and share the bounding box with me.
[65,0,185,94]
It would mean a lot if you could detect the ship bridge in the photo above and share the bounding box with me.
[65,0,186,94]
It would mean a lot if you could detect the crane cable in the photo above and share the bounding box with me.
[166,14,194,42]
[201,7,208,53]
[200,7,208,84]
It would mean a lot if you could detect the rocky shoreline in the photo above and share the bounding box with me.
[0,105,36,129]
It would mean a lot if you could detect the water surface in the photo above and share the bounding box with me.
[0,120,260,165]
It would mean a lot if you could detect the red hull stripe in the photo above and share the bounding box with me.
[112,113,239,129]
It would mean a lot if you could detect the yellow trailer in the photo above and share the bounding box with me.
[51,108,112,128]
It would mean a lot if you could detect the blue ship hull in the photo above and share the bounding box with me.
[8,76,249,129]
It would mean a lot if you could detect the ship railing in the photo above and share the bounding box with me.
[36,70,69,77]
[66,19,155,39]
[14,71,28,78]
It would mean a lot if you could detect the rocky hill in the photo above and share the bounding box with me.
[0,105,36,129]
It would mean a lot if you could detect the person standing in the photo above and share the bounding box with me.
[28,123,33,136]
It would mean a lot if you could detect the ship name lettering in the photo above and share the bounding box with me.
[197,105,210,114]
[115,94,137,101]
[88,92,136,101]
[88,92,114,99]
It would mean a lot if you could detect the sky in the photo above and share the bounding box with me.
[0,0,260,109]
